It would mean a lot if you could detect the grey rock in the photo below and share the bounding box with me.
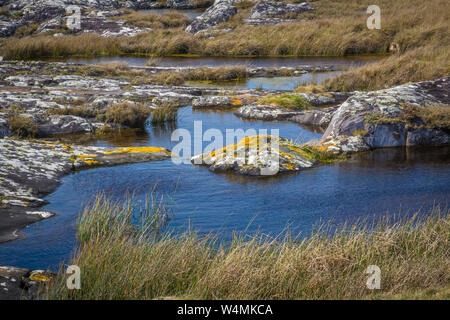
[185,0,237,34]
[323,77,450,151]
[244,0,313,25]
[0,266,55,300]
[407,128,450,146]
[0,138,172,243]
[366,122,406,148]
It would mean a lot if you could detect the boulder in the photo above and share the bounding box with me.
[185,0,238,34]
[323,77,450,151]
[244,0,313,25]
[191,135,318,175]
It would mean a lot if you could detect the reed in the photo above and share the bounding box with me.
[44,194,450,300]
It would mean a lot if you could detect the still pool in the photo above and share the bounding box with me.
[0,107,449,271]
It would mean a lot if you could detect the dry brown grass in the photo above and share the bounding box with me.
[8,115,38,138]
[44,195,450,300]
[402,104,450,130]
[324,45,450,91]
[105,102,152,128]
[112,10,191,29]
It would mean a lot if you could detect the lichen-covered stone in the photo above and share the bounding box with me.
[323,77,450,152]
[191,135,318,175]
[0,266,55,300]
[0,138,171,242]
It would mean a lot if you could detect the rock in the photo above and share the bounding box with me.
[0,266,55,300]
[244,0,313,25]
[35,115,102,137]
[313,135,370,155]
[0,138,172,242]
[323,77,450,151]
[289,105,340,127]
[0,117,10,138]
[185,0,237,34]
[235,105,299,120]
[191,135,318,175]
[406,128,450,146]
[192,94,258,108]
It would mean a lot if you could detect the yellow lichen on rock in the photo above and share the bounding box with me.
[103,147,170,155]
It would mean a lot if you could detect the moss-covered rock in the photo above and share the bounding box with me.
[191,135,318,175]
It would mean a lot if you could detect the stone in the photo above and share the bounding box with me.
[406,128,450,146]
[244,0,313,25]
[322,77,450,151]
[191,135,318,175]
[0,138,172,243]
[185,0,238,34]
[0,266,55,300]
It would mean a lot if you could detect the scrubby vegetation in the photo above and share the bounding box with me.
[105,102,152,128]
[364,104,450,130]
[258,93,312,110]
[7,115,38,138]
[44,195,450,300]
[111,10,191,29]
[151,103,178,124]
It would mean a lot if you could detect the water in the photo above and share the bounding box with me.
[186,72,342,91]
[1,107,449,271]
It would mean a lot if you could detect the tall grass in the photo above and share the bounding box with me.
[44,195,450,300]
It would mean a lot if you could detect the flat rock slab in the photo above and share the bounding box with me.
[0,138,171,243]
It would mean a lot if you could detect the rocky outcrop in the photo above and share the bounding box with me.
[191,135,318,175]
[192,94,259,108]
[0,266,55,300]
[185,0,237,34]
[322,77,450,152]
[0,138,172,243]
[244,0,313,25]
[234,92,350,126]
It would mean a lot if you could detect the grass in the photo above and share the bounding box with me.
[7,115,38,138]
[0,0,448,90]
[105,102,152,128]
[258,93,312,110]
[151,103,178,124]
[402,104,450,130]
[111,10,191,29]
[364,104,450,130]
[135,66,249,86]
[43,195,450,300]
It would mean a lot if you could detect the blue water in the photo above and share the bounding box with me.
[0,107,449,271]
[186,72,342,91]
